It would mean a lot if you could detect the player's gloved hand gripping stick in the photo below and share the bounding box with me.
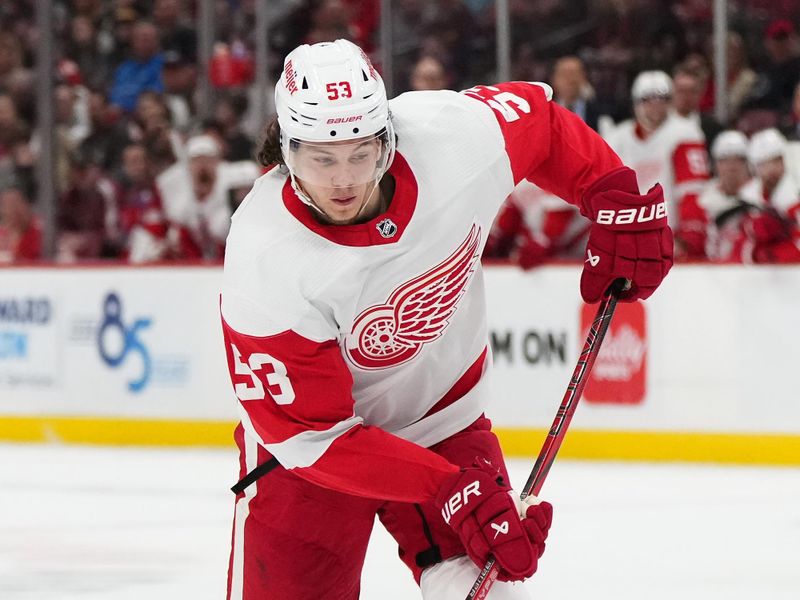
[463,278,627,599]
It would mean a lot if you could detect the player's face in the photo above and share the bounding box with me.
[293,137,384,224]
[634,96,670,132]
[755,157,784,188]
[716,157,749,195]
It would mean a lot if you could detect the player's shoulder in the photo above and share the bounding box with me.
[772,173,800,212]
[663,113,705,143]
[738,177,762,204]
[223,167,348,339]
[230,166,288,229]
[604,118,635,140]
[225,167,307,283]
[388,90,508,175]
[697,180,728,213]
[390,82,552,129]
[389,89,492,136]
[223,177,321,337]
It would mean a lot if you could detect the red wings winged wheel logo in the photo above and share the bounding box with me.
[345,225,482,370]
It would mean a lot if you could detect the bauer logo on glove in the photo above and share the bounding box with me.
[595,201,667,227]
[579,166,674,303]
[441,480,482,524]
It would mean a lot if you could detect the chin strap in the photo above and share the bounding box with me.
[289,172,327,216]
[290,173,382,224]
[354,180,382,220]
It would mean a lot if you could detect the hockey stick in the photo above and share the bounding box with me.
[464,279,626,600]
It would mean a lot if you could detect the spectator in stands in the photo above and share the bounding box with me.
[342,0,379,51]
[724,32,758,122]
[208,40,255,89]
[781,82,800,141]
[551,56,603,131]
[69,0,105,23]
[305,0,357,45]
[486,56,599,267]
[108,6,140,65]
[56,153,114,261]
[65,14,113,90]
[672,65,723,147]
[0,93,30,190]
[109,20,164,112]
[782,83,800,185]
[0,185,42,263]
[129,91,183,173]
[409,55,450,91]
[153,0,197,62]
[740,128,800,263]
[79,90,130,173]
[211,93,255,161]
[116,143,170,262]
[0,31,29,92]
[157,134,259,259]
[421,0,475,87]
[55,83,91,149]
[749,19,800,114]
[161,49,196,132]
[694,131,754,261]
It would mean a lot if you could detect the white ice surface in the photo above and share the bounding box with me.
[1,444,798,599]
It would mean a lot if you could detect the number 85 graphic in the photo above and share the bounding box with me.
[97,292,152,393]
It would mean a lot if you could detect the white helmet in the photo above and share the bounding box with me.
[711,130,748,160]
[631,70,673,102]
[747,128,786,165]
[274,39,395,215]
[275,39,392,143]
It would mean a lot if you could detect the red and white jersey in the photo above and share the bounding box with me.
[157,160,261,258]
[486,179,590,264]
[739,172,800,224]
[697,180,754,262]
[604,113,709,227]
[221,83,623,504]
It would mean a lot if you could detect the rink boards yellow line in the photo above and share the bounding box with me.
[0,416,799,465]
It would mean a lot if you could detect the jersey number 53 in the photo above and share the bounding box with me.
[231,343,296,405]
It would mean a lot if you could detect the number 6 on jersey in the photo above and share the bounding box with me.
[231,343,296,405]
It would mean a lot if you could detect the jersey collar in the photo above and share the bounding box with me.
[282,151,417,247]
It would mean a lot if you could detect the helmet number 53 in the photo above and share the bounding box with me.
[326,81,353,100]
[231,344,296,405]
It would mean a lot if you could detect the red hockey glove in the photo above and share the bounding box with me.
[436,458,553,581]
[579,167,674,303]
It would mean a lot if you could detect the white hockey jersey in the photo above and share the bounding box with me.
[697,180,755,261]
[604,113,709,228]
[739,172,800,223]
[220,82,625,503]
[158,159,261,257]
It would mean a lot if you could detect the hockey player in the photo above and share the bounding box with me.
[220,40,673,600]
[693,130,754,261]
[604,70,710,257]
[485,179,590,268]
[739,128,800,262]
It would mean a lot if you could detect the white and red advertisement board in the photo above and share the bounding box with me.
[1,264,798,436]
